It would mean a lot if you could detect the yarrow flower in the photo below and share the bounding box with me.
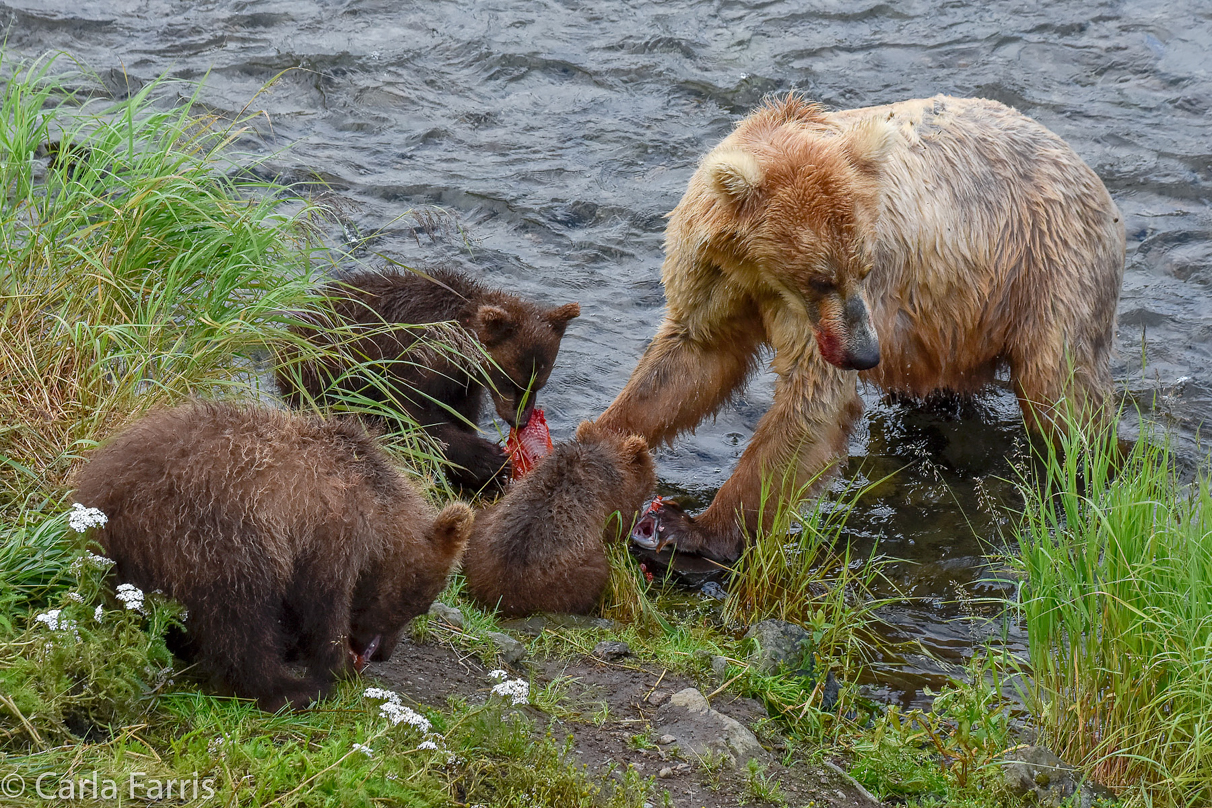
[34,609,81,642]
[115,583,145,613]
[490,677,529,706]
[380,701,432,731]
[363,687,432,732]
[487,669,509,681]
[94,604,105,623]
[65,592,84,604]
[68,503,108,533]
[352,743,374,757]
[69,551,115,575]
[415,739,440,751]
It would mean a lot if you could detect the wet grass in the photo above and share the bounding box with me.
[1015,421,1212,806]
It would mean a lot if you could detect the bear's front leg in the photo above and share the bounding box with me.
[650,358,862,562]
[597,311,764,445]
[431,422,510,492]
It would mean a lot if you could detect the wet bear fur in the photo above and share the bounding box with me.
[599,94,1125,561]
[72,401,474,712]
[276,266,580,492]
[462,421,655,617]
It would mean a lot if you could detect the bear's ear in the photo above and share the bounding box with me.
[704,149,763,205]
[473,304,515,346]
[575,420,601,443]
[621,434,649,463]
[547,302,581,333]
[840,116,895,178]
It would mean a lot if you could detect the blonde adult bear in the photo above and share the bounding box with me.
[598,94,1124,562]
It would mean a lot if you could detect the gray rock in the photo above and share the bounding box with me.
[593,640,631,661]
[427,602,465,629]
[658,767,673,779]
[1002,746,1114,807]
[485,631,526,666]
[710,654,729,677]
[743,619,811,674]
[647,691,670,707]
[653,687,765,768]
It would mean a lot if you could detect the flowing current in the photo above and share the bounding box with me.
[6,0,1211,705]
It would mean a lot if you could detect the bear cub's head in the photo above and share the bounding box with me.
[472,296,580,428]
[574,420,656,530]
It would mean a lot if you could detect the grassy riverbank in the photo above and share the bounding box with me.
[2,57,1209,808]
[1016,425,1212,806]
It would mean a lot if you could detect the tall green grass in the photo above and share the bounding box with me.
[0,56,330,501]
[1016,423,1212,806]
[724,476,894,683]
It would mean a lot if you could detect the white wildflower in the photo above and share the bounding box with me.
[487,669,509,681]
[352,743,374,758]
[490,678,529,706]
[385,772,398,781]
[379,701,431,732]
[65,592,84,603]
[207,736,227,757]
[68,503,108,533]
[94,604,105,623]
[34,609,81,642]
[416,739,440,751]
[363,687,430,731]
[115,583,145,613]
[69,551,115,575]
[363,687,402,704]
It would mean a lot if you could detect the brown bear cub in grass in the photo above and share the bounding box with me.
[462,421,655,617]
[599,94,1125,562]
[73,401,473,712]
[276,266,580,492]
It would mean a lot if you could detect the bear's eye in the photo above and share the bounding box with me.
[806,277,835,295]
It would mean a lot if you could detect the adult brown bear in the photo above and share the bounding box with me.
[598,94,1124,562]
[73,402,473,711]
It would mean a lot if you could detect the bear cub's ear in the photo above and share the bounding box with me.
[547,302,581,333]
[575,420,600,443]
[621,434,650,464]
[474,305,515,346]
[705,149,763,205]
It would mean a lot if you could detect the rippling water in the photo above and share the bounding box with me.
[7,0,1211,704]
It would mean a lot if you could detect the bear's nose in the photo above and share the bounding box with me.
[844,344,880,371]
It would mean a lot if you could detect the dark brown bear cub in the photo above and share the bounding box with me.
[276,267,580,492]
[462,421,655,617]
[72,402,473,712]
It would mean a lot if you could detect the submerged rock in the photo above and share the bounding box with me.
[653,687,764,768]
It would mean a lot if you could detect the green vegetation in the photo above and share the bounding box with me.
[1015,423,1212,806]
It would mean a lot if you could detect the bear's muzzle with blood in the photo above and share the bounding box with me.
[813,293,880,371]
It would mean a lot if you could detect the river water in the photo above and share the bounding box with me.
[6,0,1211,706]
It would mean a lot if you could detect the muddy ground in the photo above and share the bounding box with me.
[372,630,883,808]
